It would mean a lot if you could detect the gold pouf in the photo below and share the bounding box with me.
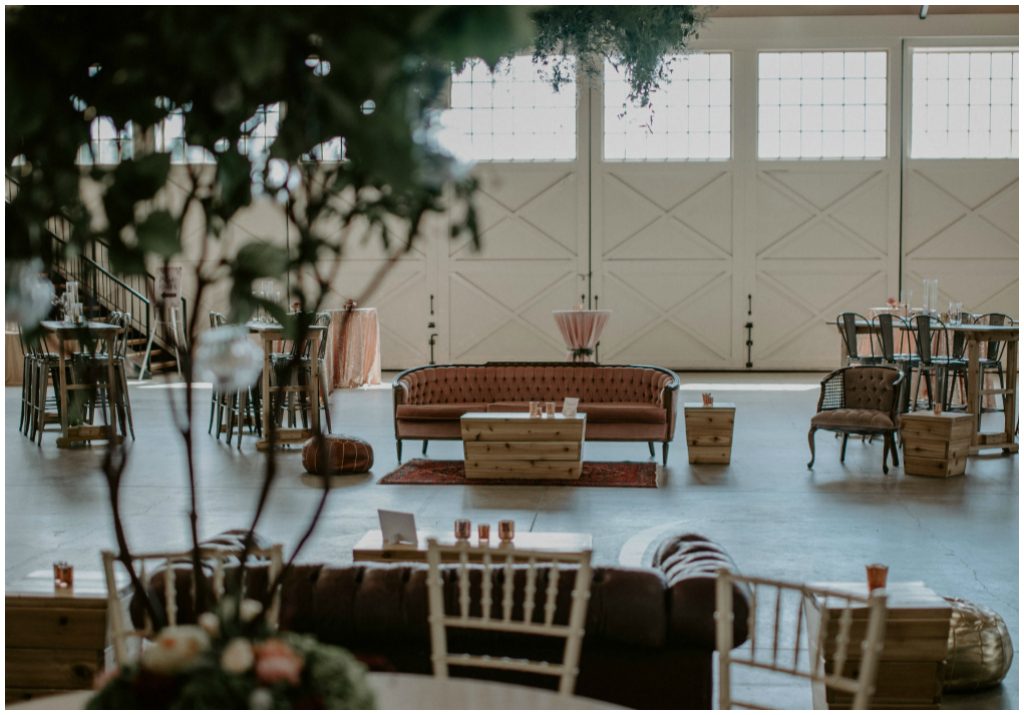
[942,597,1014,692]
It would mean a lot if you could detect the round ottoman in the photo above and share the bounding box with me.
[942,596,1014,692]
[302,434,374,475]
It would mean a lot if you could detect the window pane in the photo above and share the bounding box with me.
[436,56,576,162]
[911,48,1019,158]
[758,50,887,159]
[604,52,732,161]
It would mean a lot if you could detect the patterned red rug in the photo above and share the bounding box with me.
[379,459,658,488]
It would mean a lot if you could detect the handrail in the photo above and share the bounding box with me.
[8,173,186,373]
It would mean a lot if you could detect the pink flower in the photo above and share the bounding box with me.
[254,639,304,686]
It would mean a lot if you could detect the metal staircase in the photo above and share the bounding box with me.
[6,176,186,378]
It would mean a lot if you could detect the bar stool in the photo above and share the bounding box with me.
[973,312,1015,413]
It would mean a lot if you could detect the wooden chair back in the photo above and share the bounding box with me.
[716,570,887,710]
[425,538,593,696]
[101,544,284,666]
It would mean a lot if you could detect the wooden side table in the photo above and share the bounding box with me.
[5,569,130,704]
[807,581,952,710]
[900,411,973,478]
[460,412,586,479]
[683,402,735,464]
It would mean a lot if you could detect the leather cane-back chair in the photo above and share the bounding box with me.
[807,366,903,474]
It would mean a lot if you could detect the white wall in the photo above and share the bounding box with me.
[135,13,1019,371]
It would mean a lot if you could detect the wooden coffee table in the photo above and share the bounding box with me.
[807,581,952,710]
[460,412,586,479]
[352,529,592,563]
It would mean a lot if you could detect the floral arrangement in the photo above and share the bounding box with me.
[87,598,375,710]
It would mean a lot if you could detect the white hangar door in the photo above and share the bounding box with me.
[748,164,897,369]
[438,163,589,364]
[591,163,742,369]
[902,160,1018,318]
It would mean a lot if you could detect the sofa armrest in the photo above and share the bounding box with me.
[652,532,749,650]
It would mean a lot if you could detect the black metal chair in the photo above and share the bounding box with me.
[874,313,919,413]
[836,312,884,366]
[910,314,968,411]
[973,313,1015,413]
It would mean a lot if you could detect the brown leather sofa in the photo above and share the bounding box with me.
[138,532,749,710]
[392,363,681,465]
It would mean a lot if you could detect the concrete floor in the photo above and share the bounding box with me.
[4,372,1018,708]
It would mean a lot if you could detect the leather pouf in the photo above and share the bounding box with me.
[942,596,1014,692]
[302,434,374,475]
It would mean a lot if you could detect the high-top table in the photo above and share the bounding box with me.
[325,307,382,389]
[40,321,122,448]
[553,309,611,363]
[954,323,1018,454]
[247,322,327,451]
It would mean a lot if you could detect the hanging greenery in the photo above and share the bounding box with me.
[529,6,710,107]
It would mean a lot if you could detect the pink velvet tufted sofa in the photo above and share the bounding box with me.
[393,363,680,464]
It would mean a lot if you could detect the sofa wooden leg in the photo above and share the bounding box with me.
[807,428,817,469]
[396,441,403,462]
[648,441,655,458]
[882,434,890,475]
[662,442,669,466]
[840,434,849,462]
[422,440,429,456]
[889,432,900,467]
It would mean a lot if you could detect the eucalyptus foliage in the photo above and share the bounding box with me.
[531,5,709,107]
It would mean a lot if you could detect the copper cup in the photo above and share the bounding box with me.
[498,519,515,542]
[477,523,491,542]
[529,401,541,418]
[545,401,556,417]
[454,519,471,541]
[53,561,74,590]
[866,563,889,591]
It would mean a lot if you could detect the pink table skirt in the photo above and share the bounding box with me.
[326,308,382,390]
[553,310,611,363]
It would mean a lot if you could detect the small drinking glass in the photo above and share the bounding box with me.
[498,519,515,542]
[544,401,556,417]
[53,561,74,590]
[477,523,491,542]
[865,563,888,591]
[454,519,471,541]
[529,401,542,418]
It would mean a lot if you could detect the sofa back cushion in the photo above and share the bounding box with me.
[399,366,673,407]
[842,366,898,412]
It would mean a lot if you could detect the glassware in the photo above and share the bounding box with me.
[53,561,74,590]
[195,325,264,391]
[900,288,913,317]
[544,401,556,417]
[529,401,541,418]
[498,519,515,542]
[477,523,490,542]
[866,563,888,591]
[454,519,471,540]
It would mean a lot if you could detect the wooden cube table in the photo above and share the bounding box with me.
[900,411,973,478]
[683,402,735,464]
[460,412,586,479]
[807,581,952,709]
[6,569,129,704]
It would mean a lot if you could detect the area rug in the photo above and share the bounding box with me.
[379,459,658,488]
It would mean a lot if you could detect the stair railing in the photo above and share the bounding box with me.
[7,174,188,375]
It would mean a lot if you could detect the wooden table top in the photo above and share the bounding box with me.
[9,673,621,710]
[6,569,129,606]
[461,411,586,422]
[809,580,950,615]
[684,402,736,410]
[353,529,593,560]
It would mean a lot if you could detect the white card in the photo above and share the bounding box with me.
[378,509,417,545]
[562,397,580,418]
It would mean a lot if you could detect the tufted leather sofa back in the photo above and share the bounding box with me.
[842,366,898,412]
[398,365,673,406]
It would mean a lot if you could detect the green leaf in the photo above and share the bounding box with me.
[234,241,288,278]
[135,210,180,257]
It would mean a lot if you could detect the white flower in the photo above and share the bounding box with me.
[141,625,210,674]
[240,598,264,623]
[249,687,274,710]
[197,612,220,638]
[220,637,255,674]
